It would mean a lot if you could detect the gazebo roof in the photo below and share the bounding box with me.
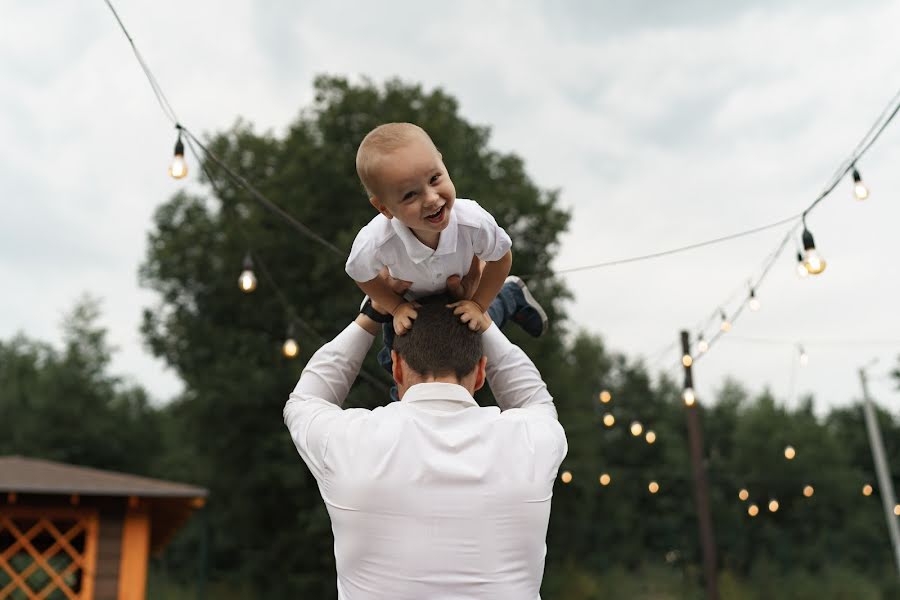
[0,455,207,498]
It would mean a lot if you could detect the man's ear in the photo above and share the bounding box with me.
[370,196,393,219]
[473,356,488,392]
[391,350,403,385]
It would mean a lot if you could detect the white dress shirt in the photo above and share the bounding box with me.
[345,198,513,299]
[284,322,567,600]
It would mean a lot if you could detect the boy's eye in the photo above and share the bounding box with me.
[402,191,416,202]
[430,173,441,184]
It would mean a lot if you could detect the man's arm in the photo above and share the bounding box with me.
[283,315,378,479]
[481,321,558,420]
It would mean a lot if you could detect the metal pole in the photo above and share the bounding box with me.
[680,330,719,600]
[858,367,900,576]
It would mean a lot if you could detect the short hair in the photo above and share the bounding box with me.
[356,123,437,196]
[392,295,483,380]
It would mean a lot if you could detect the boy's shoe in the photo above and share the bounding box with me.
[505,276,548,337]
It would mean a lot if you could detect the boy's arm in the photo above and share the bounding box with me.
[356,275,418,335]
[471,249,512,312]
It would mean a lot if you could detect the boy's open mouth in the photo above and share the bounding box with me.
[424,205,446,224]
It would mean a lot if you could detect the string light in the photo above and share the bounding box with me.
[648,481,660,494]
[697,334,709,354]
[862,484,873,496]
[599,473,611,486]
[852,167,869,200]
[645,431,656,444]
[798,346,809,366]
[561,471,573,484]
[282,324,299,358]
[748,288,761,312]
[682,354,693,367]
[683,387,696,406]
[738,489,749,501]
[167,128,188,179]
[630,421,644,436]
[599,390,612,404]
[795,251,809,279]
[238,253,257,292]
[803,485,815,498]
[603,413,615,427]
[784,445,796,460]
[748,504,759,517]
[801,225,826,275]
[719,310,732,333]
[894,505,900,516]
[768,499,779,513]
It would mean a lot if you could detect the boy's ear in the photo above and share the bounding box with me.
[369,196,394,219]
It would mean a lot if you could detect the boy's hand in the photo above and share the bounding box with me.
[370,267,413,314]
[393,302,419,336]
[448,300,490,332]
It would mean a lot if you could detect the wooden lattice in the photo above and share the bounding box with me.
[0,507,98,600]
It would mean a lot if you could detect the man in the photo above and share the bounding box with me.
[283,280,567,599]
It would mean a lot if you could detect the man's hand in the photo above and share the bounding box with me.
[448,300,490,332]
[393,302,419,335]
[446,255,484,301]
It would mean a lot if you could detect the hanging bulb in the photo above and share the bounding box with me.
[603,413,615,427]
[748,289,761,312]
[852,168,869,201]
[630,421,643,436]
[801,227,826,275]
[697,334,709,354]
[682,354,693,368]
[238,253,257,292]
[168,129,188,179]
[683,387,696,406]
[719,310,732,333]
[795,251,809,279]
[798,346,809,367]
[282,323,299,358]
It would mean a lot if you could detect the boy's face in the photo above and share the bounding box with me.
[369,136,456,240]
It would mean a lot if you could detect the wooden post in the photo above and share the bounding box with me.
[681,330,719,600]
[117,500,151,600]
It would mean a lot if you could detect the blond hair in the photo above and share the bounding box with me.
[356,123,436,196]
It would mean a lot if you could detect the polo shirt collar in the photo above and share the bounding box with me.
[401,382,477,410]
[389,206,459,264]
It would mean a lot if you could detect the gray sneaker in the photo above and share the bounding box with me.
[505,276,548,337]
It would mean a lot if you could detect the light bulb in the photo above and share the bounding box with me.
[748,504,759,517]
[630,421,643,436]
[697,335,709,354]
[768,499,779,513]
[282,338,299,358]
[683,387,696,406]
[863,484,873,496]
[852,168,869,200]
[799,347,809,367]
[599,390,612,404]
[238,254,257,293]
[803,485,814,498]
[168,131,188,179]
[795,252,809,279]
[801,228,826,275]
[682,354,693,367]
[648,481,660,494]
[749,290,760,312]
[784,445,796,460]
[720,311,732,332]
[645,430,656,444]
[561,471,573,484]
[599,473,611,486]
[738,489,749,501]
[894,504,900,516]
[603,413,615,427]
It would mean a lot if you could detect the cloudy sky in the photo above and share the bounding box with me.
[3,0,900,413]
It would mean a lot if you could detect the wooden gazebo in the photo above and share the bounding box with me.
[0,455,207,600]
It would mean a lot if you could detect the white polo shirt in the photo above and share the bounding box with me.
[284,323,567,599]
[345,198,512,299]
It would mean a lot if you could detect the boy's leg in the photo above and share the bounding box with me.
[488,276,548,337]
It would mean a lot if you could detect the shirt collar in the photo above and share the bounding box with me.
[389,206,459,264]
[401,382,478,411]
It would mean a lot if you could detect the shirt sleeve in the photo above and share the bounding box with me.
[469,201,513,262]
[345,227,386,283]
[283,322,376,480]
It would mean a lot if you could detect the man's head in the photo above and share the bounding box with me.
[391,296,486,398]
[356,123,456,244]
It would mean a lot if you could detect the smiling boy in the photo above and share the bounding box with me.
[347,122,514,335]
